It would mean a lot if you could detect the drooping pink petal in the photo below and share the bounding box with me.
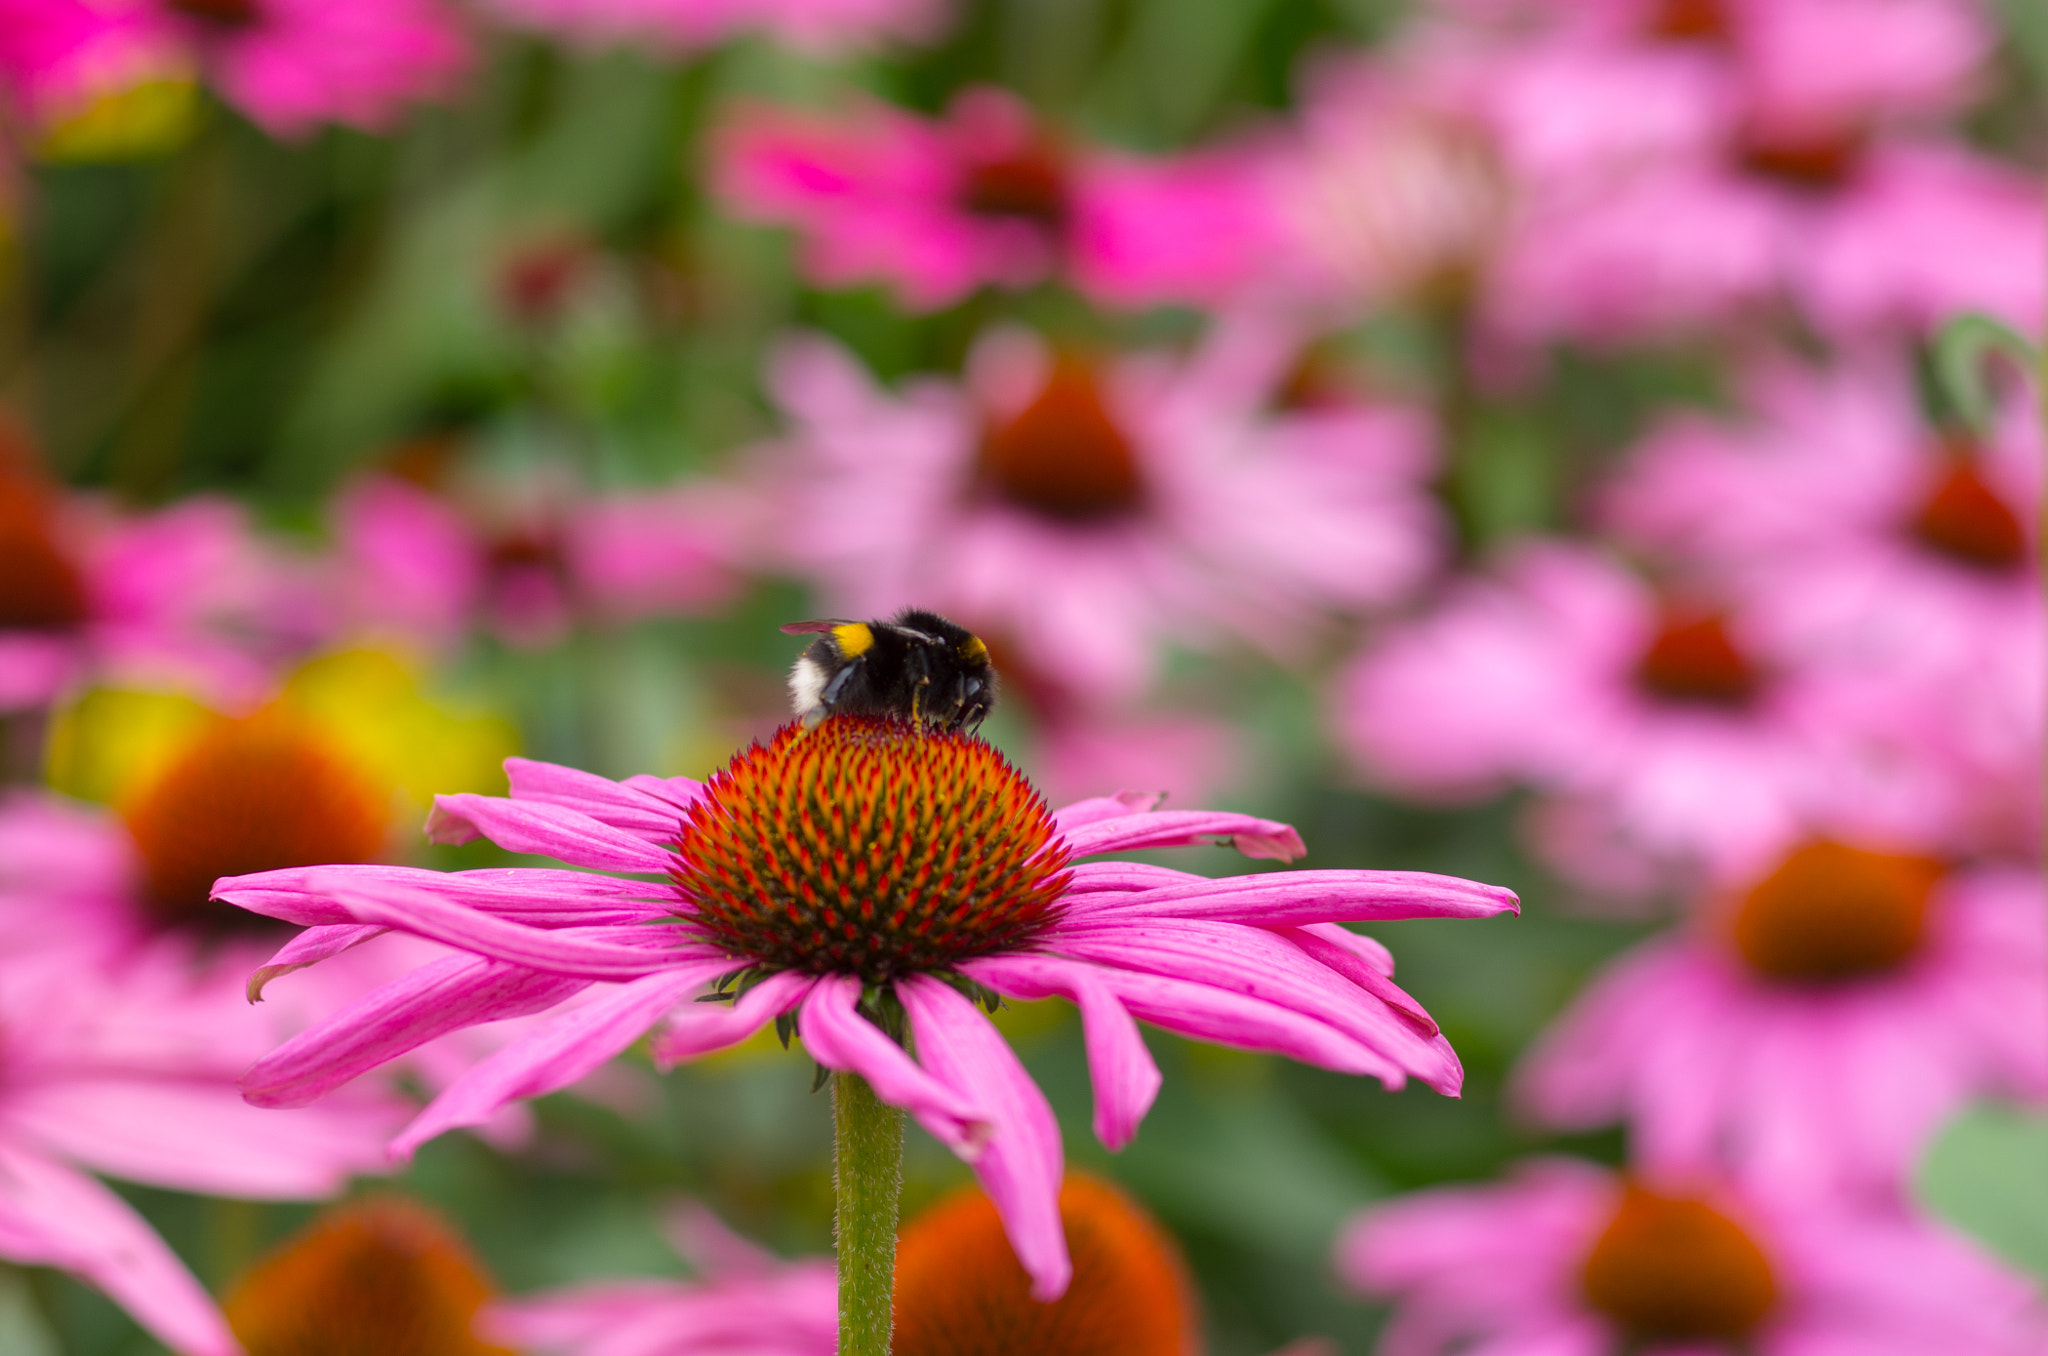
[219,864,672,930]
[795,975,987,1156]
[8,1079,399,1199]
[1079,965,1408,1083]
[1059,809,1307,862]
[1049,791,1166,835]
[246,923,390,1000]
[243,953,592,1108]
[1070,869,1520,925]
[504,757,706,843]
[650,970,815,1067]
[390,964,722,1159]
[963,953,1161,1150]
[898,975,1070,1301]
[1059,861,1207,898]
[0,1145,241,1356]
[425,794,679,873]
[1052,919,1461,1091]
[1274,923,1435,1034]
[269,872,697,978]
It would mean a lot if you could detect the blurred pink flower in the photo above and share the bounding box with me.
[1415,0,2040,342]
[1334,541,1881,888]
[1515,847,2046,1201]
[754,323,1442,699]
[0,447,297,713]
[1339,1156,2046,1356]
[712,86,1275,312]
[1270,31,1726,319]
[480,0,941,55]
[489,1201,837,1356]
[0,0,468,138]
[1601,352,2042,854]
[214,730,1516,1299]
[0,931,404,1356]
[332,468,742,652]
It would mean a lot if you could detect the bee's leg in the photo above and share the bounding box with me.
[819,659,862,712]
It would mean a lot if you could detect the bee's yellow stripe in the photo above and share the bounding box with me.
[832,622,875,657]
[959,634,988,662]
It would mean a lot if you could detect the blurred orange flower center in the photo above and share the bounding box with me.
[226,1198,511,1356]
[1730,840,1943,982]
[671,715,1071,983]
[1633,611,1758,707]
[0,467,89,632]
[893,1175,1197,1356]
[121,712,390,931]
[960,142,1069,227]
[979,358,1147,522]
[1646,0,1731,40]
[1580,1183,1777,1342]
[166,0,262,28]
[1740,127,1864,190]
[1911,458,2026,572]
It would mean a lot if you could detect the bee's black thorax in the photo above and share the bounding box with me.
[785,608,997,733]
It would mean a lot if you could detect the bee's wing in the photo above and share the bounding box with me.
[780,619,858,636]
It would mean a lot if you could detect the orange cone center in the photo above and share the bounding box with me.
[671,715,1071,983]
[1730,840,1943,982]
[893,1175,1198,1356]
[978,359,1146,522]
[1581,1184,1777,1342]
[121,712,391,931]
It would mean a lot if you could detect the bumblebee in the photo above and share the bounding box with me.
[783,609,996,732]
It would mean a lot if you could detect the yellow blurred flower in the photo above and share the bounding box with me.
[37,76,199,163]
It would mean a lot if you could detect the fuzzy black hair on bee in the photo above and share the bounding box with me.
[782,609,996,733]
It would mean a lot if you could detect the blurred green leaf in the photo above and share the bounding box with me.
[1918,1102,2048,1281]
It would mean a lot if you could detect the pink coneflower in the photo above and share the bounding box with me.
[754,325,1442,700]
[216,719,1517,1298]
[1333,540,1875,891]
[1339,1156,2046,1356]
[480,0,943,56]
[1600,352,2042,854]
[495,1175,1203,1356]
[1515,844,2045,1201]
[712,86,1273,313]
[0,432,291,713]
[332,461,741,652]
[0,0,468,139]
[1433,0,2041,342]
[0,937,402,1356]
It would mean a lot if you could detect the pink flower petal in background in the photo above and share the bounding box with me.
[1339,1156,2047,1356]
[1513,863,2047,1202]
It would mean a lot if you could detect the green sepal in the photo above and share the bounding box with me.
[775,1011,796,1049]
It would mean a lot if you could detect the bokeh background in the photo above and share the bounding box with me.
[0,0,2043,1351]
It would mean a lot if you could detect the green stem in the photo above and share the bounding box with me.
[833,1071,904,1356]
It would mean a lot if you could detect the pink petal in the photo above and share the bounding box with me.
[289,871,698,978]
[390,964,721,1159]
[1273,924,1435,1034]
[243,953,591,1108]
[247,923,389,1000]
[1061,861,1206,896]
[1080,964,1406,1082]
[425,794,679,873]
[962,953,1161,1150]
[794,975,987,1156]
[9,1079,399,1199]
[1053,919,1460,1091]
[1049,790,1166,834]
[650,970,815,1067]
[899,976,1070,1300]
[1060,809,1307,862]
[504,757,706,843]
[217,864,672,929]
[1071,869,1520,925]
[0,1145,241,1356]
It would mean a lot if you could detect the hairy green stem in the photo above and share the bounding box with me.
[833,1071,904,1356]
